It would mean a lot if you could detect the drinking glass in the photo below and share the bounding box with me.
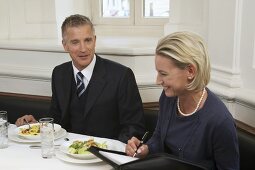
[39,117,54,158]
[0,111,8,149]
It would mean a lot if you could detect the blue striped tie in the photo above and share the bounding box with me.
[76,72,85,98]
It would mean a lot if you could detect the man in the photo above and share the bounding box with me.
[16,14,145,143]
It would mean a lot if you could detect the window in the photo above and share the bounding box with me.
[102,0,130,17]
[143,0,169,17]
[92,0,169,26]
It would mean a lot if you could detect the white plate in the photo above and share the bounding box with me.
[9,128,67,143]
[55,150,102,164]
[15,123,61,140]
[59,137,110,160]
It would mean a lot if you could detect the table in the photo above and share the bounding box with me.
[0,124,126,170]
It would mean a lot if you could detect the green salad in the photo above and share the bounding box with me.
[68,138,107,154]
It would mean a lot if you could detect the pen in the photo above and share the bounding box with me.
[132,131,149,157]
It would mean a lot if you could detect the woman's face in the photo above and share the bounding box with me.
[155,54,190,97]
[62,24,96,71]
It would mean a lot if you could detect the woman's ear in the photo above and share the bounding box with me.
[186,64,196,79]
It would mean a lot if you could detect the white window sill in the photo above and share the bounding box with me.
[0,36,159,56]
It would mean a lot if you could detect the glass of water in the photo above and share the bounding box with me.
[39,117,54,158]
[0,111,8,149]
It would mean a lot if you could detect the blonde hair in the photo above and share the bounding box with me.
[156,31,211,91]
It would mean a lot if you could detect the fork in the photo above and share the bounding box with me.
[23,119,31,130]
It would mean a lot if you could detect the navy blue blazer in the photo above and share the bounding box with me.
[49,55,145,143]
[147,89,239,170]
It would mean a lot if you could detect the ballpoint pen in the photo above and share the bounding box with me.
[132,131,149,157]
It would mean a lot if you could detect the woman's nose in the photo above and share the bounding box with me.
[156,80,163,85]
[156,76,163,85]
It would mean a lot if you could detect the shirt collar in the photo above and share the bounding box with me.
[72,54,96,83]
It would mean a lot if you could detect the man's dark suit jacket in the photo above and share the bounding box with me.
[49,55,145,143]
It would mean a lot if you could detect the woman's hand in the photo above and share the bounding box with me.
[15,115,37,126]
[125,136,149,158]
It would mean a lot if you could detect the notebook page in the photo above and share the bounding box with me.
[99,151,138,165]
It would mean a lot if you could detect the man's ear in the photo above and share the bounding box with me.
[62,40,68,52]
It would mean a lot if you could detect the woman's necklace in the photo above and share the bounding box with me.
[177,88,206,116]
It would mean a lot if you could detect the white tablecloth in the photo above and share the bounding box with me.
[0,125,126,170]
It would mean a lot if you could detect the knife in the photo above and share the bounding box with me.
[29,144,61,149]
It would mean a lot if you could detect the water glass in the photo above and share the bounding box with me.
[0,111,8,149]
[39,117,54,158]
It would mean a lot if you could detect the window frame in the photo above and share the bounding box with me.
[135,0,169,26]
[91,0,169,26]
[91,0,135,25]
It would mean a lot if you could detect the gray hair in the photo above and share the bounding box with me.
[61,14,95,38]
[156,31,211,91]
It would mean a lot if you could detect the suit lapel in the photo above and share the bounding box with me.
[60,63,73,123]
[83,56,106,118]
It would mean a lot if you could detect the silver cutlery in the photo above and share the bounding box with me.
[30,138,69,149]
[29,144,60,149]
[23,119,31,130]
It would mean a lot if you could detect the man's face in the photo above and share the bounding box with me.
[62,24,96,71]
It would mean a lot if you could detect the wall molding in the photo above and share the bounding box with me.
[253,35,255,68]
[211,65,242,88]
[232,0,243,74]
[0,36,158,56]
[0,64,51,81]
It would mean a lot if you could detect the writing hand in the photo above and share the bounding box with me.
[125,132,149,158]
[132,131,149,157]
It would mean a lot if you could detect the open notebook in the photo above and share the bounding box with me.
[99,151,138,165]
[88,146,138,168]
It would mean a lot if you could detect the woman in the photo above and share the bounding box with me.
[125,31,239,169]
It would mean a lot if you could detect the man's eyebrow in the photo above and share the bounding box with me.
[85,37,93,40]
[70,39,79,43]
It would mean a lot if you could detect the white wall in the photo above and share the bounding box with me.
[207,0,255,126]
[0,0,255,127]
[162,0,255,127]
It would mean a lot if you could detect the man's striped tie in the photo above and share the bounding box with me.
[76,72,85,98]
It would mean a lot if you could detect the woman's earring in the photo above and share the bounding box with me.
[188,76,192,80]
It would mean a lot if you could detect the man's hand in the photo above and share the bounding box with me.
[15,115,37,126]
